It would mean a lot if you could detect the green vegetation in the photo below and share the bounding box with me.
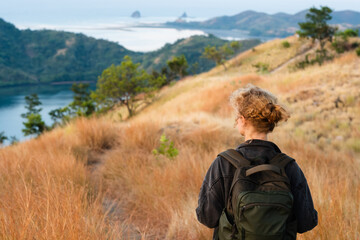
[294,6,357,69]
[282,41,290,48]
[49,83,95,127]
[332,29,359,53]
[295,8,359,69]
[295,53,333,69]
[152,134,179,160]
[49,106,71,127]
[166,55,189,80]
[21,94,46,136]
[0,18,261,87]
[297,6,337,65]
[202,41,243,70]
[140,35,261,73]
[93,56,165,117]
[0,18,141,87]
[356,47,360,56]
[0,132,7,145]
[253,62,269,73]
[69,83,96,117]
[9,136,19,145]
[297,6,337,49]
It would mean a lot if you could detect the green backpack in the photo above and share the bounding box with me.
[217,149,297,240]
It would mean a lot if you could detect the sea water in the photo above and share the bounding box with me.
[15,17,208,52]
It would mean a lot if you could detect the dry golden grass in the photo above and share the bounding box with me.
[0,121,123,240]
[1,36,359,239]
[225,36,312,74]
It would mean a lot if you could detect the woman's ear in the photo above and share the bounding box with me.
[240,115,246,125]
[236,115,246,135]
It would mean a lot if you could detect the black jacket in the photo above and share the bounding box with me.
[196,139,318,238]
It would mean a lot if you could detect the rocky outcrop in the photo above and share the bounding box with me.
[131,11,141,18]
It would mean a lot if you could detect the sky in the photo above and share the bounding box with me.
[1,0,360,24]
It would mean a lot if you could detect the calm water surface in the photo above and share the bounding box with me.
[0,83,95,143]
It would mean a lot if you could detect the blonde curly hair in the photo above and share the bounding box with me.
[230,84,290,133]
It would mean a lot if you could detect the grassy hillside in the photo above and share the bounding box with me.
[0,36,359,239]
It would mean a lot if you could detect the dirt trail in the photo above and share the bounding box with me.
[270,42,319,74]
[86,150,142,240]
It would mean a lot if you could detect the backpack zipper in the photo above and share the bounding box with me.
[239,202,291,220]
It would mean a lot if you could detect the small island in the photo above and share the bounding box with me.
[180,12,187,18]
[131,11,141,18]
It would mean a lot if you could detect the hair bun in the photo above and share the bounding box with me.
[267,102,275,112]
[264,103,288,124]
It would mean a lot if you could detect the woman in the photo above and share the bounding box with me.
[196,84,318,239]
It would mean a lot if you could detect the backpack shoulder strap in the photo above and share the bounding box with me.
[218,149,251,169]
[269,153,295,169]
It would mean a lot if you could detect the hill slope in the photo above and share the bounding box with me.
[0,36,359,239]
[0,18,260,87]
[0,18,141,86]
[140,34,260,73]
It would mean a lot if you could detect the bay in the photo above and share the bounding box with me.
[0,83,96,143]
[1,17,262,144]
[16,17,208,52]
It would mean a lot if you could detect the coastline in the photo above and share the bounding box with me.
[0,80,96,89]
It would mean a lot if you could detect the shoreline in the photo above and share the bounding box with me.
[0,81,96,89]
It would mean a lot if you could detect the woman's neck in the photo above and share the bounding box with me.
[244,129,268,142]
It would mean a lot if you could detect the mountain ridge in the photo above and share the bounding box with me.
[165,9,360,37]
[0,18,260,87]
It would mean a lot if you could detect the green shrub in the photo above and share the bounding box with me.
[282,41,290,48]
[295,49,333,69]
[253,62,269,73]
[356,47,360,56]
[152,134,179,160]
[332,40,346,53]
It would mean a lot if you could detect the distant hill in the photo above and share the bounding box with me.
[166,9,360,37]
[0,18,141,87]
[140,35,261,73]
[0,18,260,87]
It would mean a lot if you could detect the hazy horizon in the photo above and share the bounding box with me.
[1,0,360,25]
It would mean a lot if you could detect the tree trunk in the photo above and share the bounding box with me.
[125,101,133,117]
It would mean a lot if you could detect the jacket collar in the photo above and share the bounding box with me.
[236,139,282,153]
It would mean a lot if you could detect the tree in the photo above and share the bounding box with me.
[21,93,42,118]
[69,83,95,117]
[297,6,337,52]
[9,136,19,145]
[93,56,162,117]
[230,41,241,52]
[167,55,189,80]
[49,106,71,127]
[190,62,199,75]
[0,131,8,145]
[332,29,359,53]
[48,83,95,128]
[21,94,46,137]
[202,41,242,70]
[22,113,46,136]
